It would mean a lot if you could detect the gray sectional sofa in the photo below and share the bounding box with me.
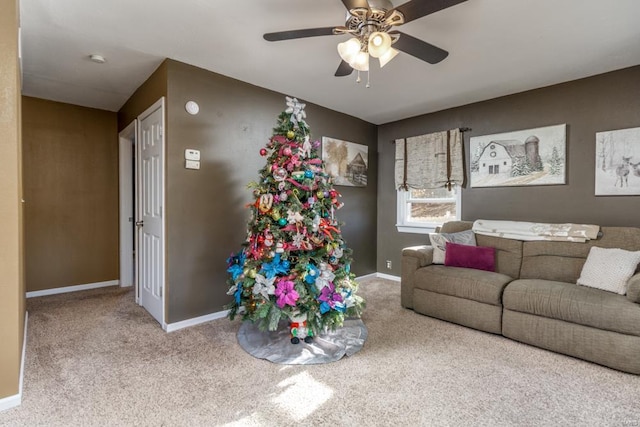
[401,221,640,374]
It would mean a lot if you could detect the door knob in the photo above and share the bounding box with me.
[135,221,144,227]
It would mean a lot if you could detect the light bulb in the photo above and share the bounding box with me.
[349,51,369,72]
[337,38,361,63]
[368,31,392,58]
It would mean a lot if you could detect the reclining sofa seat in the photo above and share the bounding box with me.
[401,220,640,374]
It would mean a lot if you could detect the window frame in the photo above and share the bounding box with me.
[396,186,462,234]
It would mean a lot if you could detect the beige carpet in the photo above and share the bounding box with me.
[1,278,640,426]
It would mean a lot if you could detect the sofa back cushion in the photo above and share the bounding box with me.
[475,234,523,278]
[520,227,640,283]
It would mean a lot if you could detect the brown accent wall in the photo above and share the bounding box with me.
[118,61,168,131]
[377,66,640,276]
[22,97,119,291]
[0,0,24,400]
[164,60,377,323]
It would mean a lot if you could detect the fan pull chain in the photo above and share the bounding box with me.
[366,70,370,88]
[356,70,361,84]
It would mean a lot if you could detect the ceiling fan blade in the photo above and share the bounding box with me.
[341,0,369,10]
[390,31,449,64]
[393,0,467,24]
[335,60,353,77]
[264,27,337,42]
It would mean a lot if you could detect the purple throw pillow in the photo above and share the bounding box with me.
[444,242,496,272]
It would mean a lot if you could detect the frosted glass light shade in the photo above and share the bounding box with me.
[349,51,369,71]
[337,38,361,63]
[368,31,392,58]
[379,47,399,67]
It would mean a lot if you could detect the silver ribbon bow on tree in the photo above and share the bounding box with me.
[285,96,307,128]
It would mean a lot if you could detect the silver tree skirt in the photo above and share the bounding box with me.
[237,318,368,365]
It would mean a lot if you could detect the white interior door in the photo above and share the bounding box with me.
[136,98,165,327]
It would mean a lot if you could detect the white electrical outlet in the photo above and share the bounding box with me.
[386,260,392,269]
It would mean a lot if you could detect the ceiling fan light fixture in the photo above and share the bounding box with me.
[349,50,369,72]
[368,31,392,58]
[337,37,361,63]
[378,47,399,68]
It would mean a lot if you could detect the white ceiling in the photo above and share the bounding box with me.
[19,0,640,125]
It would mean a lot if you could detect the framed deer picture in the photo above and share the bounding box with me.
[595,126,640,196]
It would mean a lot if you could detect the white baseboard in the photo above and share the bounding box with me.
[376,272,401,282]
[355,273,377,281]
[0,311,28,412]
[26,280,119,298]
[165,309,230,333]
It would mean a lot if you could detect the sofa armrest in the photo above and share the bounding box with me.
[401,245,434,309]
[626,273,640,303]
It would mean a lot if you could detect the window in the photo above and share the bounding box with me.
[396,186,461,234]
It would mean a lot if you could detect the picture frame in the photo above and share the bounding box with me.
[321,137,368,187]
[595,126,640,196]
[470,124,566,188]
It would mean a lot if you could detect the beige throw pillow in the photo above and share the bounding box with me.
[577,246,640,295]
[429,229,477,264]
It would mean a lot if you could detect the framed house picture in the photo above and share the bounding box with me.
[595,126,640,196]
[470,124,566,188]
[321,137,368,187]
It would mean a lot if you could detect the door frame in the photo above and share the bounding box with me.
[118,121,136,297]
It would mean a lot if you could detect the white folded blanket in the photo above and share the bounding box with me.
[472,219,600,243]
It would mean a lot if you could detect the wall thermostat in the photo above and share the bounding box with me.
[185,149,200,161]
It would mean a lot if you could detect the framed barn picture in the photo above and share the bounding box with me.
[321,137,368,187]
[470,124,566,188]
[595,126,640,196]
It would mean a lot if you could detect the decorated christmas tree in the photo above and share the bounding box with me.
[225,97,365,340]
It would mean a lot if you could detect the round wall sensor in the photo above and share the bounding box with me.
[185,101,200,115]
[89,54,106,64]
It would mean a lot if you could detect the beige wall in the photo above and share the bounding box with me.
[0,0,24,400]
[22,97,119,291]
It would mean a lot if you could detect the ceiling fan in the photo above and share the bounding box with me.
[264,0,467,78]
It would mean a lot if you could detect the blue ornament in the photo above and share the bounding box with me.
[278,218,287,226]
[304,170,314,179]
[282,260,290,269]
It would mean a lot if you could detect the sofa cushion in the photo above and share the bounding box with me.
[503,279,640,337]
[414,265,513,306]
[444,242,495,272]
[475,234,523,278]
[520,227,640,283]
[627,274,640,304]
[577,246,640,294]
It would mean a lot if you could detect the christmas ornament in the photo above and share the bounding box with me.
[273,168,287,182]
[287,130,295,139]
[258,194,273,213]
[304,170,314,179]
[278,218,287,226]
[260,148,268,156]
[283,147,292,156]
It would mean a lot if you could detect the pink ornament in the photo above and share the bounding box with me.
[283,147,292,156]
[260,148,268,156]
